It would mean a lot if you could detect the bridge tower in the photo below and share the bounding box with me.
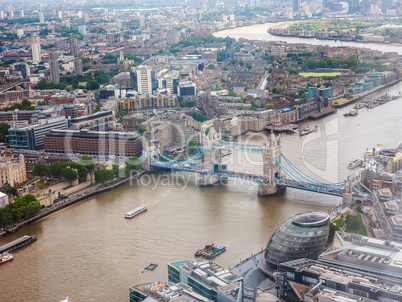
[203,128,222,173]
[258,133,285,196]
[198,128,222,186]
[141,131,160,171]
[342,177,353,203]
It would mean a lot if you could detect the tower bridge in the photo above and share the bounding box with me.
[142,131,366,203]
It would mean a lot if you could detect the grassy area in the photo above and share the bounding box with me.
[345,213,368,236]
[299,72,342,77]
[33,179,60,190]
[332,97,350,105]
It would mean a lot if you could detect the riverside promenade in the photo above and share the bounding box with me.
[0,170,145,238]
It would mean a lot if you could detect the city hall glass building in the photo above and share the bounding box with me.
[264,211,330,268]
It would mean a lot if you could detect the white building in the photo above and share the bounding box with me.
[0,155,26,188]
[131,66,154,95]
[0,192,9,208]
[31,36,41,63]
[39,12,44,23]
[78,25,87,35]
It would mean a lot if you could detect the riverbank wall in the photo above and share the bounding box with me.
[332,79,401,108]
[0,170,146,239]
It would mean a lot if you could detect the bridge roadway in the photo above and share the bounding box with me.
[150,162,205,173]
[215,170,264,183]
[150,160,265,182]
[212,141,263,153]
[276,179,343,196]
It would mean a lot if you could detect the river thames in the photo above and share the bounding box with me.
[214,22,402,55]
[1,27,402,302]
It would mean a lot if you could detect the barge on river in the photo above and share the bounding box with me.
[0,235,37,254]
[195,244,226,259]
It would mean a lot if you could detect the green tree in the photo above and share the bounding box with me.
[0,122,10,142]
[112,165,124,178]
[306,58,317,69]
[191,112,209,122]
[7,194,41,221]
[62,168,78,184]
[125,156,142,176]
[137,127,147,135]
[50,161,64,178]
[79,156,95,172]
[7,186,18,196]
[206,63,215,70]
[188,140,198,155]
[94,169,115,183]
[33,164,51,179]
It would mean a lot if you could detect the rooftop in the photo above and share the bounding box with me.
[319,232,402,280]
[130,281,212,302]
[292,211,330,227]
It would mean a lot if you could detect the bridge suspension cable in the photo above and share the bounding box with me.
[352,186,372,203]
[280,153,344,188]
[153,149,204,167]
[274,156,318,189]
[358,181,373,194]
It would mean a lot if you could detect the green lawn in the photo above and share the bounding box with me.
[345,213,368,236]
[299,72,342,77]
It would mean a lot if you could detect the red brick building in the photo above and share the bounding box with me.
[44,129,142,157]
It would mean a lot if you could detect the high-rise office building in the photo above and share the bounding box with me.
[70,38,79,57]
[19,10,24,17]
[77,11,82,18]
[14,62,30,79]
[49,51,60,84]
[139,16,145,27]
[0,11,4,20]
[225,36,235,61]
[130,66,157,95]
[292,0,299,11]
[84,14,89,23]
[74,58,83,76]
[116,19,122,28]
[31,36,41,64]
[65,19,70,28]
[107,33,114,45]
[39,12,44,23]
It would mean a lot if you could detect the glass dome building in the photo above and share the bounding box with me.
[264,211,330,268]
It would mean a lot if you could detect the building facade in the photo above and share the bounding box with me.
[49,51,60,84]
[279,232,402,302]
[44,129,142,157]
[69,111,115,131]
[31,36,41,63]
[8,116,68,150]
[118,95,178,111]
[168,259,243,302]
[130,66,157,95]
[0,154,26,187]
[265,211,330,268]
